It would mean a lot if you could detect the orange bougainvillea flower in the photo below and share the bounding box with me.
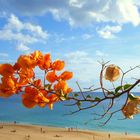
[1,76,15,88]
[22,95,37,108]
[59,71,73,81]
[54,80,72,94]
[46,71,57,83]
[33,79,42,88]
[17,55,36,69]
[52,60,65,71]
[0,89,15,98]
[37,92,50,108]
[47,94,59,109]
[20,68,34,79]
[31,50,43,61]
[105,64,121,82]
[43,54,51,70]
[37,53,51,70]
[0,64,14,76]
[0,76,17,97]
[19,68,34,85]
[13,63,21,71]
[22,87,49,108]
[31,51,44,68]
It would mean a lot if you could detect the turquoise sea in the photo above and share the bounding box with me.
[0,92,140,134]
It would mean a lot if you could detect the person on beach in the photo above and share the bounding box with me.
[71,127,73,131]
[40,128,43,133]
[25,134,30,140]
[125,132,127,136]
[108,133,110,139]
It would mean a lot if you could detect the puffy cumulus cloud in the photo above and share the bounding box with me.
[5,15,47,39]
[0,14,48,51]
[0,0,140,27]
[117,0,140,26]
[16,43,30,51]
[0,30,38,44]
[97,25,122,39]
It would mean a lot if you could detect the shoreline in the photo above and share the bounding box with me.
[0,122,139,140]
[0,120,140,136]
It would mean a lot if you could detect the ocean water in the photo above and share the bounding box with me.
[0,92,140,134]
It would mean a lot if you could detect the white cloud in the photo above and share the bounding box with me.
[116,0,140,26]
[97,25,122,39]
[4,14,48,39]
[0,30,38,44]
[6,14,23,31]
[1,0,140,27]
[69,0,85,8]
[0,14,48,51]
[81,34,93,40]
[64,51,100,84]
[65,51,94,64]
[16,43,30,51]
[95,50,108,57]
[51,33,76,43]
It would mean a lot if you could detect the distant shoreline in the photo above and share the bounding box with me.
[0,122,139,140]
[0,120,140,135]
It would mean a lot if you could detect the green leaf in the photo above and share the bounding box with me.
[44,84,52,90]
[86,95,91,99]
[60,92,69,101]
[108,91,114,95]
[115,86,123,93]
[73,93,79,97]
[124,84,132,90]
[115,84,132,94]
[95,97,100,101]
[64,94,68,98]
[128,93,138,100]
[77,101,81,107]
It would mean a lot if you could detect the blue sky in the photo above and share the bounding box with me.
[0,0,140,90]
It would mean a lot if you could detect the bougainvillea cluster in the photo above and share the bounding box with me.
[0,51,73,109]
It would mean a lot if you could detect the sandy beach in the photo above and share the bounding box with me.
[0,123,139,140]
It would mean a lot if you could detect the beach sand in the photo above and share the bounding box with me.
[0,123,139,140]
